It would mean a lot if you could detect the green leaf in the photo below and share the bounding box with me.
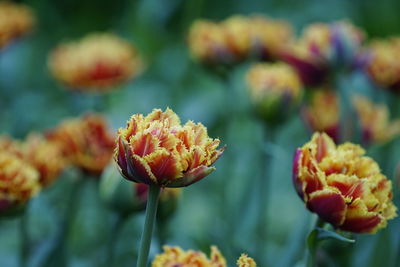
[314,227,355,244]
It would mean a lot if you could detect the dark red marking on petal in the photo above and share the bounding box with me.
[307,190,347,226]
[340,215,382,233]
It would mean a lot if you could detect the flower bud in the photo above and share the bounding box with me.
[115,108,224,187]
[246,62,303,124]
[293,132,397,233]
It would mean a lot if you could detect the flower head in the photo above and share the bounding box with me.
[115,108,224,187]
[246,62,303,123]
[303,90,400,144]
[48,33,142,91]
[236,254,257,267]
[0,152,40,215]
[283,21,365,85]
[22,134,66,187]
[366,37,400,91]
[188,15,293,65]
[152,246,226,267]
[47,114,115,175]
[0,1,35,49]
[293,133,397,233]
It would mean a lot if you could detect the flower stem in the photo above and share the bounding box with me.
[136,185,161,267]
[306,217,325,267]
[20,210,29,267]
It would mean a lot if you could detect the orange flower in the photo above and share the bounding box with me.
[47,114,115,175]
[188,15,293,64]
[236,254,257,267]
[303,91,400,144]
[293,133,397,233]
[246,62,303,123]
[366,37,400,91]
[0,152,40,214]
[0,1,35,49]
[22,134,66,187]
[115,108,224,187]
[48,33,142,91]
[152,246,226,267]
[283,21,365,85]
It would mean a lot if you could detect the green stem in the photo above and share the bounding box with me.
[306,217,325,267]
[106,213,126,266]
[136,185,161,267]
[20,211,29,267]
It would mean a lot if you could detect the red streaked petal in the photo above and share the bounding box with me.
[340,215,382,233]
[307,189,347,226]
[131,132,159,157]
[144,150,183,185]
[168,165,215,187]
[292,148,304,198]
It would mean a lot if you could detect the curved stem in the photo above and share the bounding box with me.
[136,185,161,267]
[20,211,29,267]
[306,217,325,267]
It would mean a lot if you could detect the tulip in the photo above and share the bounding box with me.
[48,33,142,91]
[246,62,303,124]
[293,132,397,233]
[115,108,224,187]
[237,254,257,267]
[283,21,365,86]
[0,1,35,49]
[47,114,115,175]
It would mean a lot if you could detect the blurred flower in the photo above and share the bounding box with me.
[115,108,224,187]
[366,37,400,91]
[48,33,142,91]
[99,163,181,216]
[0,1,35,49]
[283,21,365,86]
[22,134,66,187]
[47,114,115,175]
[303,90,400,144]
[246,62,303,123]
[293,132,397,233]
[152,246,226,267]
[237,254,257,267]
[188,15,293,65]
[0,152,40,216]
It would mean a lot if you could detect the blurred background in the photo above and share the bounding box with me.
[1,0,400,266]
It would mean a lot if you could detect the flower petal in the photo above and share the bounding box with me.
[167,165,216,187]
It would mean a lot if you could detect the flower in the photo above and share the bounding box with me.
[0,1,35,49]
[115,108,224,187]
[283,21,365,86]
[237,254,257,267]
[303,90,400,144]
[0,152,40,215]
[293,132,397,233]
[48,33,142,91]
[246,62,303,123]
[366,37,400,91]
[47,114,115,175]
[152,246,226,267]
[22,134,66,187]
[188,15,293,65]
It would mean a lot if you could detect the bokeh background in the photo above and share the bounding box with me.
[1,0,400,266]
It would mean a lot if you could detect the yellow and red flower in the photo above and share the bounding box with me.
[152,246,226,267]
[303,90,400,144]
[246,62,303,123]
[0,152,40,215]
[293,133,397,233]
[47,114,115,175]
[115,108,224,187]
[283,21,365,86]
[237,254,257,267]
[366,37,400,91]
[0,1,35,49]
[22,134,66,187]
[188,15,293,65]
[48,33,142,91]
